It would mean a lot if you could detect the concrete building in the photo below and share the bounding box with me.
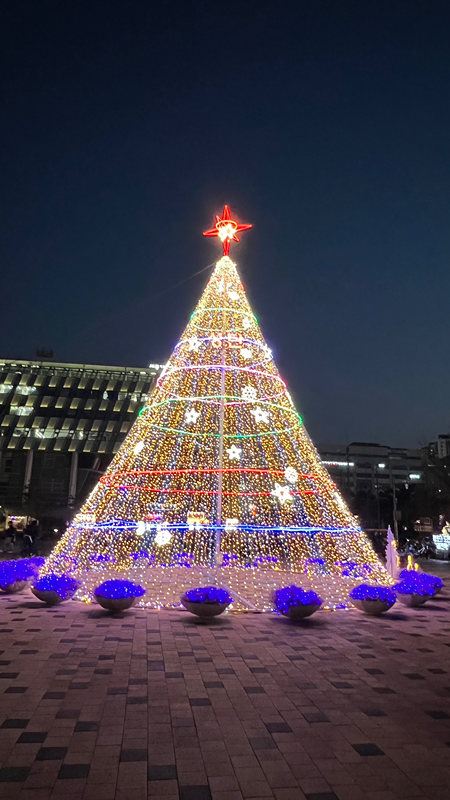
[0,358,163,521]
[428,434,450,459]
[317,441,423,495]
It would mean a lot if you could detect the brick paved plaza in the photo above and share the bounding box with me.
[0,583,450,800]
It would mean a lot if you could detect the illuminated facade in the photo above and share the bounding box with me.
[0,358,162,518]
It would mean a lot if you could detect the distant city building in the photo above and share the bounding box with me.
[0,358,163,520]
[428,434,450,459]
[317,441,423,495]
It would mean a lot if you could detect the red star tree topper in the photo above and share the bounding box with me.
[203,204,253,256]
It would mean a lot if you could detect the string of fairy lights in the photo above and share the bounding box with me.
[44,255,390,609]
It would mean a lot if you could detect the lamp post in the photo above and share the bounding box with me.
[375,463,386,529]
[391,472,399,541]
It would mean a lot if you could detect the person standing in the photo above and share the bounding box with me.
[23,519,38,556]
[3,520,16,554]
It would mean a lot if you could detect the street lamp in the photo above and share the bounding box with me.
[375,463,386,528]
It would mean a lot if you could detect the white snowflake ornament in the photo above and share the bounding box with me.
[271,483,293,506]
[242,316,252,330]
[240,348,252,360]
[187,335,201,352]
[250,407,270,424]
[185,408,200,424]
[241,385,257,402]
[133,441,145,455]
[284,467,298,484]
[226,444,242,461]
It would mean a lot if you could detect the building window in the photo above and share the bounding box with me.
[35,428,55,439]
[10,406,31,416]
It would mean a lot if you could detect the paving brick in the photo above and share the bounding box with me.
[0,718,29,729]
[147,765,178,781]
[120,749,147,761]
[17,732,48,743]
[5,685,28,693]
[0,766,31,781]
[351,744,385,756]
[179,787,212,800]
[249,738,277,751]
[36,747,68,761]
[55,709,80,719]
[427,709,450,719]
[74,721,99,732]
[303,794,338,800]
[58,763,90,779]
[190,698,211,706]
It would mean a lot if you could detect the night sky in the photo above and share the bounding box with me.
[1,2,450,449]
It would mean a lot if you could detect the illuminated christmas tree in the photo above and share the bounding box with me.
[45,205,389,609]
